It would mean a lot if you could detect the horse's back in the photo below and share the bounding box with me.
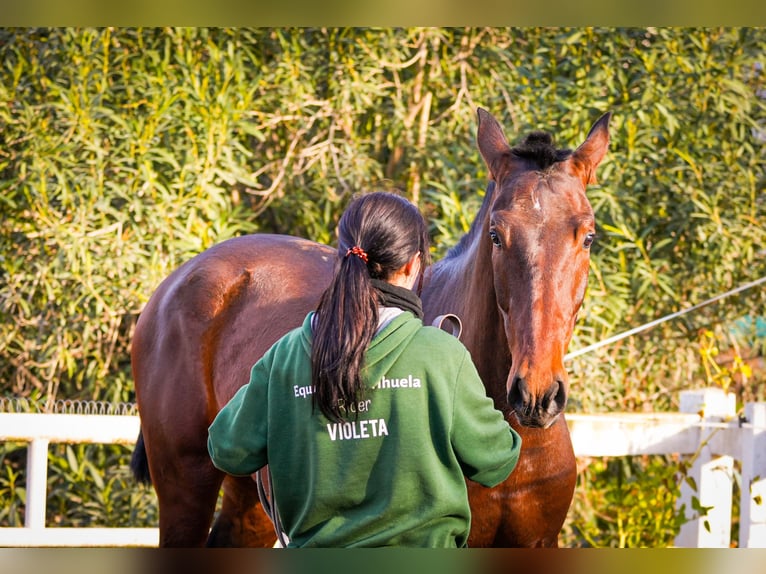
[132,233,335,437]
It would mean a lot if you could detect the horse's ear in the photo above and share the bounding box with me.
[571,112,611,186]
[476,108,511,180]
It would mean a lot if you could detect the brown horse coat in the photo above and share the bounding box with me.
[131,109,610,547]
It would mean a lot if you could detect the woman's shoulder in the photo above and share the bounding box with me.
[414,319,470,353]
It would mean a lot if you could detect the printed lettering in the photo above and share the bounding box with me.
[326,418,389,441]
[373,375,422,389]
[294,385,314,398]
[338,399,372,413]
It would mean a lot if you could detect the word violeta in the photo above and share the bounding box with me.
[327,418,389,441]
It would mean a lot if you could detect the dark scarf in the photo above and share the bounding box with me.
[371,279,424,319]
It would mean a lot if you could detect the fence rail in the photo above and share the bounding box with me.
[0,388,764,547]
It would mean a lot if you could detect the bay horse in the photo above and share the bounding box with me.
[130,108,610,547]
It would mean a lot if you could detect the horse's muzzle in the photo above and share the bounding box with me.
[508,376,567,429]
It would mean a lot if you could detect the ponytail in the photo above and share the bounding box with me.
[311,192,429,421]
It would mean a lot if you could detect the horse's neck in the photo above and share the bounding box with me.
[424,245,511,411]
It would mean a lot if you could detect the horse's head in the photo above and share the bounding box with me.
[476,108,610,428]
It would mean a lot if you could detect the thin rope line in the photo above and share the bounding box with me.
[564,275,766,361]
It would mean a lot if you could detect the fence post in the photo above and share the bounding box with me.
[25,437,49,529]
[675,388,736,548]
[739,402,766,548]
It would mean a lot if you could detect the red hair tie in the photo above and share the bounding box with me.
[346,246,369,263]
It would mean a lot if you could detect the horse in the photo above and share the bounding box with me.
[130,108,611,547]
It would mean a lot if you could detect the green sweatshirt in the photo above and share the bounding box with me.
[207,311,521,547]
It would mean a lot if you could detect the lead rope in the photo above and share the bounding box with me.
[256,468,289,548]
[256,312,464,548]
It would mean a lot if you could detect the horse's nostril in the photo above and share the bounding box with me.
[542,379,567,414]
[508,376,531,414]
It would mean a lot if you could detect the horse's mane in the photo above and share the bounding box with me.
[445,131,572,260]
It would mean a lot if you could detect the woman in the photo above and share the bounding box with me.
[207,191,521,547]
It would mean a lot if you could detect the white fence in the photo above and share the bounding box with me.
[0,387,764,548]
[0,412,158,547]
[568,388,766,548]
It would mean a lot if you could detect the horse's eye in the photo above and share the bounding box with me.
[489,229,502,247]
[583,233,596,249]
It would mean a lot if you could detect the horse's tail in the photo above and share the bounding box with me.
[130,428,153,486]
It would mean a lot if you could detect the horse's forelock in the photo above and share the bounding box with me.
[512,131,572,170]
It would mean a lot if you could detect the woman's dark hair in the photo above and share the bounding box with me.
[311,191,430,421]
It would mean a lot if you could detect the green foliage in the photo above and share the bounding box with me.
[45,444,157,527]
[0,444,26,526]
[1,27,765,545]
[563,455,688,547]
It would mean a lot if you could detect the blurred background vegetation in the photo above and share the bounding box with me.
[1,27,764,547]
